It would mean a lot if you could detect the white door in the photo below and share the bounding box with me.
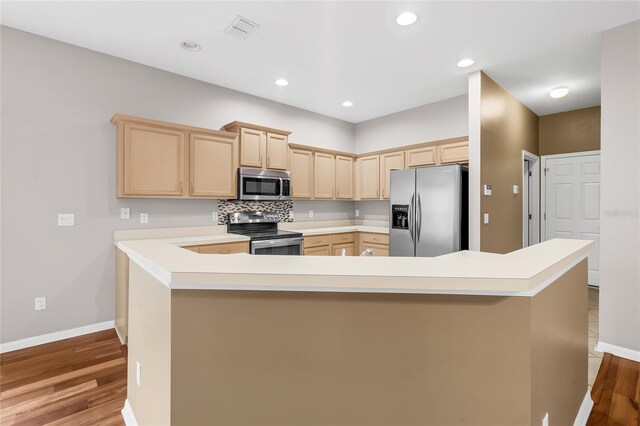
[543,153,600,286]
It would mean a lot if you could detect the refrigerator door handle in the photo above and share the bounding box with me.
[409,192,415,245]
[416,193,422,243]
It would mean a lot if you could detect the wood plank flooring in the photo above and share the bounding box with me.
[0,329,126,426]
[588,352,640,426]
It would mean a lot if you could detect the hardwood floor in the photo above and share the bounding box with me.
[0,329,126,426]
[588,352,640,426]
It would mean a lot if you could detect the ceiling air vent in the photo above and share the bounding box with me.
[224,15,259,39]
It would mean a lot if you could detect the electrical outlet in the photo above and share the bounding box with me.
[140,213,148,224]
[136,361,142,387]
[120,208,130,219]
[309,210,314,218]
[35,297,46,311]
[288,211,294,220]
[57,213,74,226]
[212,212,219,222]
[355,209,360,217]
[483,213,490,224]
[542,412,549,426]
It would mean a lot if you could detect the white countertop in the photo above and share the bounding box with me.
[164,234,250,247]
[289,226,388,236]
[118,238,593,297]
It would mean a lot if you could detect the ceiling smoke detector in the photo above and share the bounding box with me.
[225,15,259,39]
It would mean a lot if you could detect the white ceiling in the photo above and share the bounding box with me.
[1,1,638,123]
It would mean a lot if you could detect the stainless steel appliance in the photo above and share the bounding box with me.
[227,211,303,255]
[390,164,468,257]
[237,168,291,201]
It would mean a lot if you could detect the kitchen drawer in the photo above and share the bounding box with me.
[304,234,332,248]
[190,242,249,254]
[304,245,331,256]
[360,242,389,256]
[359,233,389,245]
[331,233,355,245]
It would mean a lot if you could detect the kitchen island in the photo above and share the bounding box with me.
[118,238,593,426]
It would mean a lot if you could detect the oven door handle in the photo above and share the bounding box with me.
[251,238,303,251]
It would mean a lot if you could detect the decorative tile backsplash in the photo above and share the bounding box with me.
[217,200,293,225]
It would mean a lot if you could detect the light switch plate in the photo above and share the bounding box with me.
[140,213,148,224]
[212,212,219,222]
[120,208,130,219]
[513,185,519,194]
[483,213,490,224]
[288,211,294,220]
[309,210,314,218]
[355,209,360,217]
[483,185,492,196]
[35,297,46,311]
[57,214,74,226]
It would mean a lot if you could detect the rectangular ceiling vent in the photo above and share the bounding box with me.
[225,15,259,39]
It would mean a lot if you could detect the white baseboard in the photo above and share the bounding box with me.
[595,340,640,362]
[0,320,115,354]
[573,388,594,426]
[121,399,138,426]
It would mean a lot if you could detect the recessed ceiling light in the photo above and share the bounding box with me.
[396,12,417,26]
[275,78,289,87]
[457,58,474,68]
[342,101,354,107]
[550,87,569,98]
[181,41,201,52]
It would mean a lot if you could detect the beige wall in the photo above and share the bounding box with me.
[539,106,601,155]
[480,72,539,254]
[599,20,640,353]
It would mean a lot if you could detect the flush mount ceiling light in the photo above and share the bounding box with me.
[396,12,418,26]
[457,58,475,68]
[342,101,354,107]
[550,87,570,98]
[275,78,289,87]
[181,41,201,52]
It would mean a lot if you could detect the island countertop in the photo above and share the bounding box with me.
[117,238,593,297]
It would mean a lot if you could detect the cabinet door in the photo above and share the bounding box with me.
[406,146,437,167]
[304,245,331,256]
[123,123,185,196]
[196,242,249,254]
[189,133,237,198]
[380,151,405,199]
[290,149,314,199]
[335,155,354,199]
[358,155,380,199]
[438,141,469,164]
[266,133,288,170]
[240,128,265,168]
[332,242,355,256]
[314,153,336,199]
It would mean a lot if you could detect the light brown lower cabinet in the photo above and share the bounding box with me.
[188,242,249,254]
[303,246,331,256]
[302,232,387,256]
[332,242,355,256]
[359,233,390,256]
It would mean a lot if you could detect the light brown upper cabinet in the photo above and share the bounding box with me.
[358,155,380,200]
[266,133,288,170]
[380,151,405,199]
[314,152,336,199]
[223,122,291,170]
[290,148,314,199]
[335,155,354,199]
[406,145,437,167]
[112,114,237,199]
[121,122,186,197]
[189,132,237,198]
[438,140,469,164]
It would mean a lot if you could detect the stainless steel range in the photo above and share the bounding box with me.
[227,211,303,255]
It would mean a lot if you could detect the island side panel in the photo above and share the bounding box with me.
[114,247,129,344]
[530,259,588,425]
[127,263,171,425]
[170,290,532,426]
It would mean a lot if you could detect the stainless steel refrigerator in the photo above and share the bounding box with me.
[389,164,468,257]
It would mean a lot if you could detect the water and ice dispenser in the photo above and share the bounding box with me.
[391,205,409,229]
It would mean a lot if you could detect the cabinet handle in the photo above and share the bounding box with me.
[179,181,183,192]
[260,155,263,166]
[267,157,270,167]
[190,181,194,194]
[221,250,231,254]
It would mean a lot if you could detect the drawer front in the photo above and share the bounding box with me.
[304,245,331,256]
[304,234,332,248]
[331,233,355,245]
[195,242,249,254]
[359,233,389,245]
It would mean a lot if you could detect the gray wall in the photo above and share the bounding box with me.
[355,201,389,222]
[0,27,355,343]
[354,95,468,154]
[599,20,640,353]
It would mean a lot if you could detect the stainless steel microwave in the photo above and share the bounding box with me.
[237,168,291,201]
